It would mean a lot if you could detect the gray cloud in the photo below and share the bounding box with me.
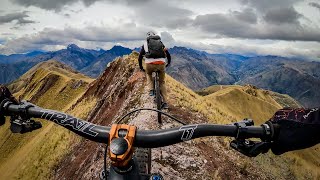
[0,23,148,53]
[193,8,320,42]
[70,9,83,13]
[11,0,80,11]
[232,8,257,24]
[193,9,258,38]
[188,0,320,42]
[160,32,174,42]
[11,0,149,11]
[64,13,71,18]
[0,11,36,25]
[1,33,14,36]
[263,7,302,25]
[11,0,193,29]
[240,0,303,12]
[309,2,320,10]
[132,1,193,29]
[159,31,175,48]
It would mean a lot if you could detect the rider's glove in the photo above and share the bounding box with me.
[0,116,4,126]
[267,107,320,155]
[0,85,18,126]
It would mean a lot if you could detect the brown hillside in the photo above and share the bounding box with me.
[0,60,94,180]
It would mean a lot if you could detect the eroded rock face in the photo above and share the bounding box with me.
[54,54,147,180]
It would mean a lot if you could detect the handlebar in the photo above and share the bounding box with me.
[1,101,275,149]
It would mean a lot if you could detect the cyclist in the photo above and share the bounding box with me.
[138,31,171,109]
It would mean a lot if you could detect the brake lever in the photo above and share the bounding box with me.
[230,118,271,157]
[10,116,42,134]
[230,139,271,157]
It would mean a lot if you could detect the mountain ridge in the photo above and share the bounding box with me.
[52,53,319,179]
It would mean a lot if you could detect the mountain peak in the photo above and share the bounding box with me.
[26,50,45,57]
[109,45,130,51]
[67,44,81,50]
[170,46,199,54]
[106,45,132,56]
[171,46,189,51]
[169,46,205,59]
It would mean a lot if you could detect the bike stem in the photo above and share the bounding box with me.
[109,124,137,167]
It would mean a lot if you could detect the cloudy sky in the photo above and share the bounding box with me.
[0,0,319,60]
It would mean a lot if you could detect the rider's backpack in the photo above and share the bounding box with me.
[145,35,166,59]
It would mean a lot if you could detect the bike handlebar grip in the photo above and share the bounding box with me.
[5,103,110,143]
[134,124,266,148]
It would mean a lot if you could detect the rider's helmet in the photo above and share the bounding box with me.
[146,31,155,38]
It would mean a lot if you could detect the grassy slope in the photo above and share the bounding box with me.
[177,83,319,179]
[167,81,282,124]
[198,85,300,108]
[0,60,96,180]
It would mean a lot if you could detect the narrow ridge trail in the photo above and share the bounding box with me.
[128,85,266,180]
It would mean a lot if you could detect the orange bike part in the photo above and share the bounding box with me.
[108,124,137,167]
[149,61,165,65]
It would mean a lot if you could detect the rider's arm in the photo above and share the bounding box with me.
[0,85,18,104]
[267,107,320,155]
[164,48,171,66]
[0,85,18,126]
[138,46,145,70]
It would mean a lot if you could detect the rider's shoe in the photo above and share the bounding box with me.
[149,90,155,96]
[161,103,169,109]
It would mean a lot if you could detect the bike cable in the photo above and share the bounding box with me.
[103,143,108,180]
[115,108,187,125]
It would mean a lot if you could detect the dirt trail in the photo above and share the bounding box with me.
[128,85,269,180]
[129,87,217,179]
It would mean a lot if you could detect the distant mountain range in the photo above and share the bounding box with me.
[166,46,320,108]
[0,44,132,83]
[1,44,319,107]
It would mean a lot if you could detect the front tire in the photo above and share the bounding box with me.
[135,148,152,174]
[155,74,162,124]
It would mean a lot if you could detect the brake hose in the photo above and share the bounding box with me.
[116,108,187,125]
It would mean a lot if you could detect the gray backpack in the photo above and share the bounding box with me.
[144,35,166,58]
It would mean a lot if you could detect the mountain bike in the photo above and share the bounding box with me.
[0,99,277,180]
[152,71,162,124]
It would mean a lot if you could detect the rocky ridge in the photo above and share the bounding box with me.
[53,53,282,180]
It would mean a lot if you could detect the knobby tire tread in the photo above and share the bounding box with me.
[155,73,162,124]
[135,148,152,174]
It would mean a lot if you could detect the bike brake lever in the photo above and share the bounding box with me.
[230,139,271,157]
[10,117,42,134]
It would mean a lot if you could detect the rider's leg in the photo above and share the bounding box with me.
[145,63,156,95]
[158,64,167,104]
